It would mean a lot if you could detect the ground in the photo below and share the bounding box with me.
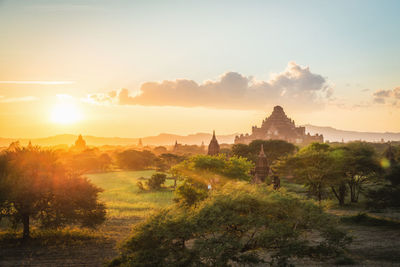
[0,171,399,266]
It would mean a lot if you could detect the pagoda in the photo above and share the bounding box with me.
[253,144,269,184]
[207,131,220,156]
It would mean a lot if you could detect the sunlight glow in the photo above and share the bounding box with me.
[51,102,81,124]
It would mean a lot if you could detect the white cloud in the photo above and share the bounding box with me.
[0,96,39,103]
[86,62,332,111]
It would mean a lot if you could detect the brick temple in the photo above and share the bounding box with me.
[235,106,323,145]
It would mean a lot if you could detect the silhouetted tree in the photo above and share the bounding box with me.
[232,139,296,164]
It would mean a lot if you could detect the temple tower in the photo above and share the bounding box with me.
[253,144,269,184]
[74,134,86,150]
[208,131,220,156]
[138,138,143,148]
[173,140,179,152]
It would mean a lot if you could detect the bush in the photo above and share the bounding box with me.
[146,173,166,190]
[111,183,351,266]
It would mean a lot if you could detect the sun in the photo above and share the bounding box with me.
[51,102,81,124]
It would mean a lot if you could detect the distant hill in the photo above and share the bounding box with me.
[0,133,238,147]
[304,124,400,143]
[1,125,399,147]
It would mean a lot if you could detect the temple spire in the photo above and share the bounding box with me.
[208,130,220,156]
[259,143,265,157]
[253,143,269,184]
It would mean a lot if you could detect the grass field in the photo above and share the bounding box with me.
[86,170,176,219]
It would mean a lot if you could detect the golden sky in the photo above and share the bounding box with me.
[1,1,399,138]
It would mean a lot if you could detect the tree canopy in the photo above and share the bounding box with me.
[171,154,253,207]
[110,183,351,266]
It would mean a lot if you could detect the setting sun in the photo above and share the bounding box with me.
[51,102,81,124]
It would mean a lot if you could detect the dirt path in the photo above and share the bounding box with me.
[0,218,139,267]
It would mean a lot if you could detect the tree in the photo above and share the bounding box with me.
[116,149,156,170]
[341,142,382,203]
[278,143,342,203]
[110,183,351,266]
[171,154,253,207]
[0,146,106,239]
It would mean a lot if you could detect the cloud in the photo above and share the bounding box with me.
[0,81,75,85]
[86,62,332,111]
[372,87,400,106]
[0,96,39,103]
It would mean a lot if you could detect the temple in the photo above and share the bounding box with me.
[207,131,220,155]
[235,106,323,145]
[253,144,269,184]
[74,134,87,151]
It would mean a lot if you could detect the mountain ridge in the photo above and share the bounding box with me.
[1,125,400,147]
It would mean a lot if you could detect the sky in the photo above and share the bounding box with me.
[0,0,399,138]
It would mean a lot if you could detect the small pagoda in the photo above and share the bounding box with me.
[253,144,269,184]
[207,131,220,156]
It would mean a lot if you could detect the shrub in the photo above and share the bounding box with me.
[146,173,166,190]
[111,183,351,266]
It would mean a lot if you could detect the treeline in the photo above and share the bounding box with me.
[231,140,399,208]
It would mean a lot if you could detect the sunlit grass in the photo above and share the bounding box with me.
[86,170,176,219]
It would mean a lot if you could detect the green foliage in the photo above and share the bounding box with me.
[112,183,351,266]
[147,173,167,190]
[171,154,253,207]
[278,143,342,202]
[232,139,296,164]
[174,181,208,207]
[172,154,254,184]
[0,147,106,239]
[340,142,382,203]
[278,142,383,206]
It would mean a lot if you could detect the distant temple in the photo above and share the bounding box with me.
[138,138,143,147]
[235,106,323,145]
[74,134,86,150]
[173,140,179,152]
[208,131,220,156]
[253,144,269,184]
